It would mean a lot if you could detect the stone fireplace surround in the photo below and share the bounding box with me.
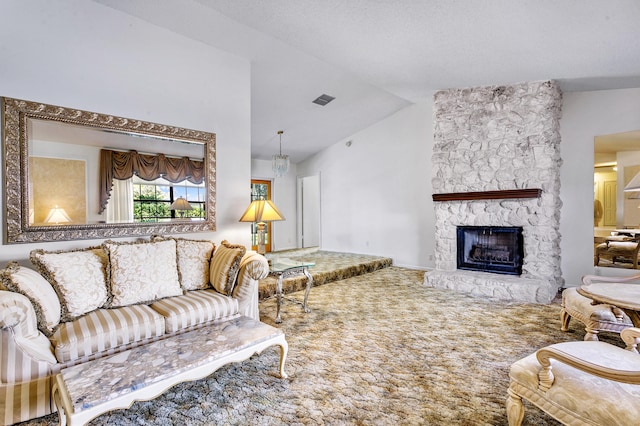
[424,81,563,304]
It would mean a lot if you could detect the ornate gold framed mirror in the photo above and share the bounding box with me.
[2,97,216,244]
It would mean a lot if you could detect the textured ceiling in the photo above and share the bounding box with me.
[94,0,640,163]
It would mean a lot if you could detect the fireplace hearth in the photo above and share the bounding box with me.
[457,226,523,275]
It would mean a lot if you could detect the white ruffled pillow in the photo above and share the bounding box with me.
[152,236,215,291]
[0,262,61,336]
[103,239,183,307]
[175,238,215,290]
[30,248,108,322]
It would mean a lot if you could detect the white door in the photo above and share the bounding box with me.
[298,174,320,248]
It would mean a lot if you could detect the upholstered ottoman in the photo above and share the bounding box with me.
[561,287,632,341]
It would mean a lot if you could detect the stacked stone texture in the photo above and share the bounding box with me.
[425,81,563,303]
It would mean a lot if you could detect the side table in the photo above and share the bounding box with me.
[269,258,315,323]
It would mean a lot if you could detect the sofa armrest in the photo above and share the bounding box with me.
[0,290,57,366]
[238,251,270,280]
[232,251,269,321]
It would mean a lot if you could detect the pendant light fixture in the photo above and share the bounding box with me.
[272,130,290,177]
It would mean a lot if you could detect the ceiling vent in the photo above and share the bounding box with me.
[312,94,335,106]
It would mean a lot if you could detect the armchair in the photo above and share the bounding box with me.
[595,235,640,268]
[507,327,640,425]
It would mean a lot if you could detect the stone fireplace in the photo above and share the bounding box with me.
[424,81,563,303]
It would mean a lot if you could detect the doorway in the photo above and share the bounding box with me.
[297,174,320,248]
[250,179,274,253]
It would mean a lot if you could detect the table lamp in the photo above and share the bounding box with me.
[44,206,72,224]
[170,197,193,218]
[239,199,285,254]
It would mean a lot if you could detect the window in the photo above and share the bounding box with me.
[132,176,205,222]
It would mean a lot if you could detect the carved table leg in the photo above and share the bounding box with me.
[278,339,289,379]
[302,268,313,313]
[559,309,570,332]
[52,375,71,426]
[275,273,284,324]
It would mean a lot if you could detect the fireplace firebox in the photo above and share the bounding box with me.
[456,226,523,275]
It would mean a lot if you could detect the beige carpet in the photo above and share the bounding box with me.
[22,267,621,426]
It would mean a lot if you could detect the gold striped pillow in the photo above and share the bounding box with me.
[209,241,246,295]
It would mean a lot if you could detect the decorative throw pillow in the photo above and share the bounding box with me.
[0,261,61,336]
[209,240,246,296]
[153,237,215,291]
[30,248,109,322]
[103,239,183,307]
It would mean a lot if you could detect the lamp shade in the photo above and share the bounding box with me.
[239,199,285,223]
[170,197,193,211]
[45,206,71,224]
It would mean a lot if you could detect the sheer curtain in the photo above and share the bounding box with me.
[105,177,134,223]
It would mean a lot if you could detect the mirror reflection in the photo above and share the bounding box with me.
[2,97,216,244]
[28,119,206,226]
[594,130,640,269]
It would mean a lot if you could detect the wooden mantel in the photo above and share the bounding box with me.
[432,188,542,202]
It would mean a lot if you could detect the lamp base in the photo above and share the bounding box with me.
[256,222,266,255]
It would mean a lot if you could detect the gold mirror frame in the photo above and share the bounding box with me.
[2,97,216,244]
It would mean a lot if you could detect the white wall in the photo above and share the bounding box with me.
[0,0,252,264]
[560,87,640,285]
[250,159,298,251]
[297,101,434,269]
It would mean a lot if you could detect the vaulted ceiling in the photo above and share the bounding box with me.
[95,0,640,163]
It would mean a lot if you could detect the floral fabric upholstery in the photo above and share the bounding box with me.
[103,240,183,307]
[51,305,165,363]
[30,248,108,322]
[150,290,239,333]
[175,238,215,290]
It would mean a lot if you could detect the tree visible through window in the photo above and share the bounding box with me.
[133,177,205,222]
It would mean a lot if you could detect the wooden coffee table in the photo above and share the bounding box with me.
[52,316,287,425]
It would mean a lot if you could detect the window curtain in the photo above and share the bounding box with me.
[99,149,204,213]
[105,177,134,223]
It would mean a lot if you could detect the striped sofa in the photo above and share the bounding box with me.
[0,238,269,425]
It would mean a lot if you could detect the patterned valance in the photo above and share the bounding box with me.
[99,149,204,214]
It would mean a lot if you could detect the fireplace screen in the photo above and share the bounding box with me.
[456,226,523,275]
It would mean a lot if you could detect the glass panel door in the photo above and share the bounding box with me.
[250,180,273,253]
